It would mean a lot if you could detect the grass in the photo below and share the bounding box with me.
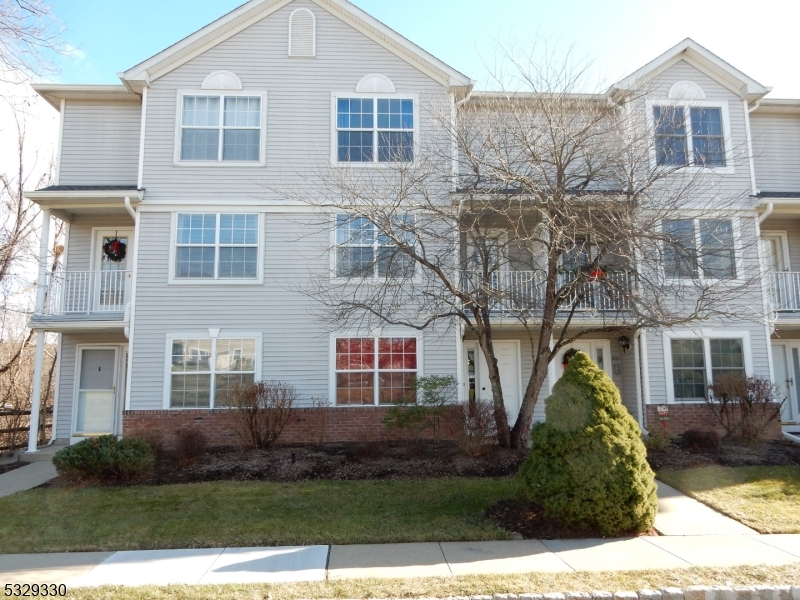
[63,564,800,599]
[0,477,516,554]
[658,465,800,533]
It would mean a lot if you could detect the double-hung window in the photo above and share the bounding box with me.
[174,213,260,281]
[669,336,745,401]
[334,337,418,405]
[653,105,726,167]
[336,97,415,163]
[180,94,263,162]
[663,218,736,279]
[170,337,257,408]
[334,214,415,279]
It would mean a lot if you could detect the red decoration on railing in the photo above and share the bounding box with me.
[588,268,606,282]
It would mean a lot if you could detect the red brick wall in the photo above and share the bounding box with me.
[123,406,456,447]
[644,403,782,440]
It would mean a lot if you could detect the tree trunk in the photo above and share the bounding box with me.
[510,345,552,448]
[476,329,511,447]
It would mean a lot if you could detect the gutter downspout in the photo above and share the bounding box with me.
[633,330,645,432]
[758,202,773,224]
[640,330,651,433]
[455,196,466,402]
[744,99,760,198]
[124,196,136,221]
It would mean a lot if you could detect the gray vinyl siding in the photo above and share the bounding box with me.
[59,101,141,186]
[751,112,800,193]
[65,215,135,271]
[55,331,128,438]
[645,60,754,208]
[141,0,449,202]
[128,211,457,409]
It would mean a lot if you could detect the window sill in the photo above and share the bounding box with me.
[654,164,735,176]
[168,278,264,286]
[329,276,421,286]
[173,160,266,168]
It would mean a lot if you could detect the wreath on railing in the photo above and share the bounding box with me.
[102,238,127,263]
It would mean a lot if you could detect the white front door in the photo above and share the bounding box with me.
[468,341,521,426]
[94,230,133,312]
[557,340,613,378]
[73,346,124,437]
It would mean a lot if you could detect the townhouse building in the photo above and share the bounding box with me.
[22,0,798,451]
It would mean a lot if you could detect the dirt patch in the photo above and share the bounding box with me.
[0,461,26,476]
[487,499,657,539]
[646,438,800,472]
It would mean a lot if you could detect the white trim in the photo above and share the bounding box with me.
[288,8,316,58]
[646,98,735,174]
[743,99,758,196]
[167,211,265,285]
[71,344,124,437]
[661,328,753,404]
[329,332,424,407]
[641,331,651,406]
[91,228,135,272]
[633,331,644,429]
[54,98,65,186]
[137,87,148,189]
[356,74,395,93]
[668,81,705,101]
[162,332,263,410]
[173,90,268,167]
[330,92,419,166]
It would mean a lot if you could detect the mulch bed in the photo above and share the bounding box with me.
[0,461,26,476]
[646,438,800,472]
[45,441,528,488]
[486,499,657,539]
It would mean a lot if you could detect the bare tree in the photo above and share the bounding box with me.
[0,0,63,81]
[280,46,763,448]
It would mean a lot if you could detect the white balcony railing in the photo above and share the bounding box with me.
[42,270,131,316]
[468,270,634,313]
[768,272,800,312]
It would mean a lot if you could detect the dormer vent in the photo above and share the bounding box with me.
[668,81,706,101]
[289,8,316,57]
[355,74,395,93]
[202,70,243,90]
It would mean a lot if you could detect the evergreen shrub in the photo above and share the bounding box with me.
[53,435,154,481]
[518,351,657,535]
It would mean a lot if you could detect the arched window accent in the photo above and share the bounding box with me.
[668,81,706,101]
[201,71,243,90]
[355,74,396,94]
[289,8,316,57]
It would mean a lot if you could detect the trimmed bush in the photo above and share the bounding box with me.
[518,351,657,536]
[53,435,154,481]
[680,428,721,452]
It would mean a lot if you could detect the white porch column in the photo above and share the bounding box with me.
[27,209,51,454]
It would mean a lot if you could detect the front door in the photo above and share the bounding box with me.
[468,341,521,426]
[557,340,613,378]
[94,230,133,312]
[73,347,121,437]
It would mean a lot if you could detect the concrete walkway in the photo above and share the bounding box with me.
[0,462,57,498]
[1,535,799,587]
[653,480,757,535]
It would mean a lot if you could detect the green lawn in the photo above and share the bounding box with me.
[658,465,800,533]
[0,477,516,554]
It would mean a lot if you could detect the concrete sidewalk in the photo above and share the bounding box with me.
[2,535,799,587]
[0,462,57,498]
[653,480,757,535]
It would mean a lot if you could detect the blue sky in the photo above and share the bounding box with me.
[50,0,799,97]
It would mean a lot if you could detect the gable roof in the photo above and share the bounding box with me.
[120,0,474,92]
[609,38,770,102]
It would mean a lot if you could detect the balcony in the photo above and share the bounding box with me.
[470,270,635,314]
[31,270,131,330]
[768,272,800,312]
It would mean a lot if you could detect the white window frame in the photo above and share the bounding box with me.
[168,212,264,285]
[330,92,419,166]
[174,90,268,167]
[328,332,424,407]
[329,213,420,283]
[163,332,263,409]
[662,329,752,404]
[660,215,743,283]
[646,99,734,175]
[760,230,790,272]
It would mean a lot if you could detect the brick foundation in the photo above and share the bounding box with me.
[123,406,457,447]
[643,403,783,440]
